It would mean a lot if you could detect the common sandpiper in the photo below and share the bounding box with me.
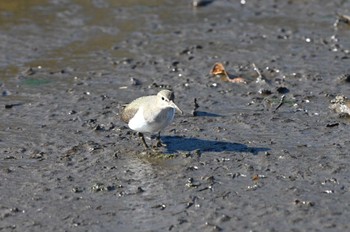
[121,89,182,149]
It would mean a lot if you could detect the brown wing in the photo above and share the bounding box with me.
[120,105,138,123]
[120,96,151,123]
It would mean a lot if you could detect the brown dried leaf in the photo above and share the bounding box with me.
[227,77,247,84]
[252,174,260,182]
[210,62,227,76]
[210,62,247,84]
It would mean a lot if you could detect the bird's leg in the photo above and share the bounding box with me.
[138,132,149,149]
[154,132,166,147]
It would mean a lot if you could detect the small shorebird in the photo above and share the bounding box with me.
[121,89,182,149]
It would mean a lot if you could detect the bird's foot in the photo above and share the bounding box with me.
[138,132,149,149]
[153,139,167,148]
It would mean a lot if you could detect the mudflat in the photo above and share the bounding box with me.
[1,1,350,231]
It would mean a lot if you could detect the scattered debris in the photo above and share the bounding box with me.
[91,183,114,192]
[137,186,145,193]
[252,174,260,182]
[192,98,200,116]
[130,77,141,86]
[252,174,266,183]
[148,82,172,89]
[2,90,11,96]
[276,86,289,94]
[210,62,228,79]
[323,189,334,194]
[151,204,166,210]
[321,177,339,185]
[5,103,23,109]
[192,0,214,8]
[22,67,36,76]
[338,74,350,83]
[273,95,286,113]
[335,14,350,27]
[294,199,315,207]
[252,63,268,84]
[246,184,260,191]
[185,177,201,188]
[258,88,272,95]
[326,123,339,128]
[252,63,262,80]
[329,95,350,116]
[72,187,84,193]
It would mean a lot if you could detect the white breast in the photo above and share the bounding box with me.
[128,107,175,133]
[128,107,149,133]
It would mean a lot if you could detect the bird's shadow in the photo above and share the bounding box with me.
[162,136,270,155]
[192,111,223,117]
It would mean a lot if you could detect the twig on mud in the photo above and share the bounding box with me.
[334,13,350,28]
[192,98,199,116]
[273,95,285,113]
[252,63,263,83]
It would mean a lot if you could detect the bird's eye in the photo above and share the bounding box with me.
[161,97,165,100]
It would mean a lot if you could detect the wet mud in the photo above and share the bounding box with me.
[1,0,350,231]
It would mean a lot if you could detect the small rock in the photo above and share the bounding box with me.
[22,67,35,76]
[130,77,141,86]
[259,88,272,95]
[2,90,11,96]
[338,74,350,83]
[276,86,289,94]
[329,95,350,116]
[192,0,214,7]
